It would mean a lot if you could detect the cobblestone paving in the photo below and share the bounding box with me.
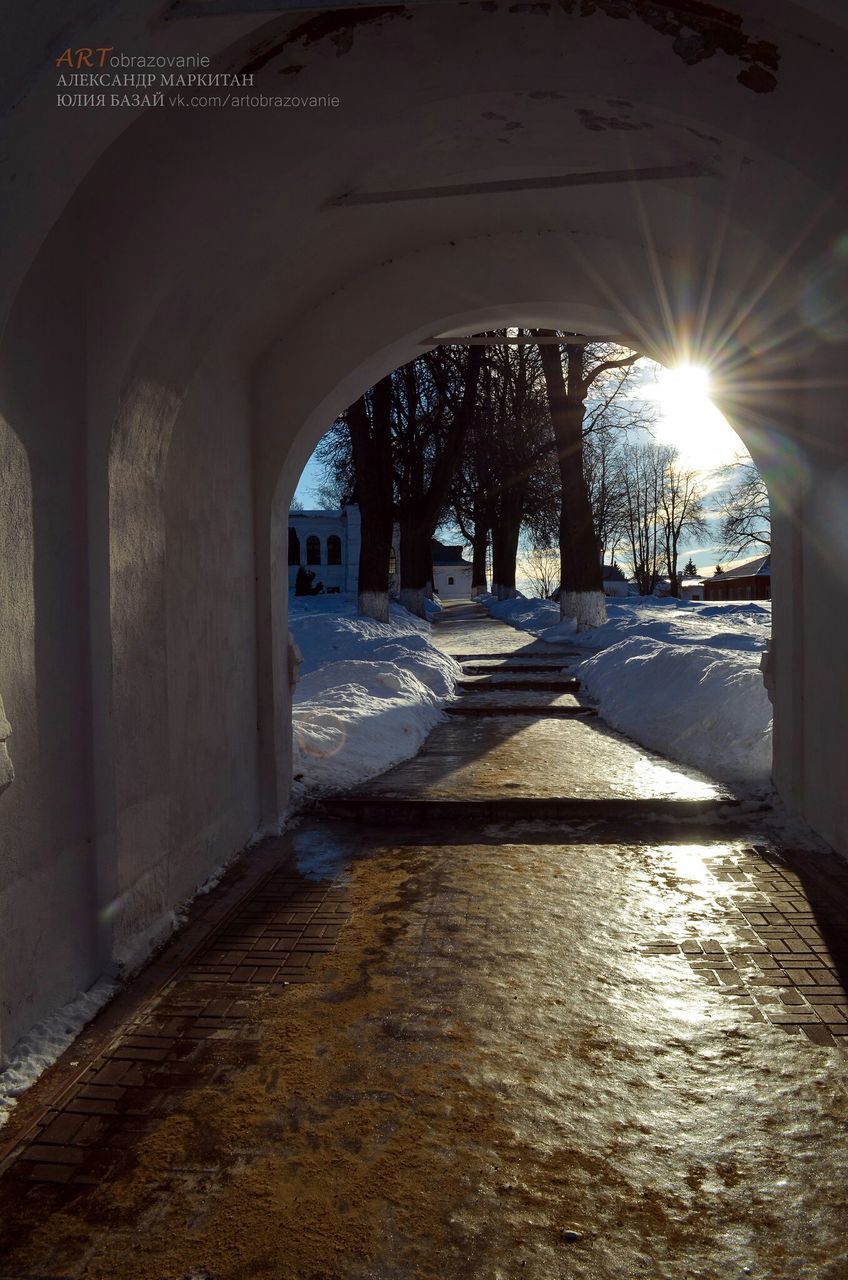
[0,866,350,1194]
[641,842,848,1046]
[1,604,847,1278]
[0,825,847,1278]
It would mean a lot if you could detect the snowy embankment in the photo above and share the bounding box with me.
[0,979,119,1130]
[485,594,773,785]
[290,595,459,796]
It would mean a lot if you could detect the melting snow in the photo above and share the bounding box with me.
[0,978,119,1129]
[486,594,773,785]
[290,595,460,796]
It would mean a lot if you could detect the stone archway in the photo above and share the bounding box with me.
[1,0,847,1054]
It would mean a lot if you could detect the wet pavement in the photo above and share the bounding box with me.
[1,604,848,1279]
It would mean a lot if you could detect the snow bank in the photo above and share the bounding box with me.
[553,597,772,654]
[578,637,772,783]
[485,592,773,785]
[481,593,566,636]
[0,978,119,1129]
[290,595,459,796]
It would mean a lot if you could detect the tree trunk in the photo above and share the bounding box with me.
[398,511,432,618]
[491,518,521,599]
[349,376,394,623]
[471,513,489,597]
[397,345,484,617]
[538,340,606,632]
[491,483,523,599]
[667,546,680,597]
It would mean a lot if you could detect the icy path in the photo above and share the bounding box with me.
[0,605,846,1279]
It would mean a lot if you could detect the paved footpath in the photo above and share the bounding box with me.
[1,605,848,1279]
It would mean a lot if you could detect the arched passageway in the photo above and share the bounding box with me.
[1,0,847,1055]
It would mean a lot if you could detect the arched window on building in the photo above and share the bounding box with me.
[306,535,321,565]
[327,534,342,565]
[288,527,300,566]
[388,549,397,575]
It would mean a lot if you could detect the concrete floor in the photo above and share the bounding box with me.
[1,605,847,1279]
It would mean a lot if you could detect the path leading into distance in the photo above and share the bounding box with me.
[1,603,847,1280]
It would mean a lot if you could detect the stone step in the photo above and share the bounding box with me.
[449,650,580,662]
[457,675,581,692]
[461,660,580,674]
[447,690,590,717]
[446,704,596,718]
[339,716,734,807]
[316,795,745,826]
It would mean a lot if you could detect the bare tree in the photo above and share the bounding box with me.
[716,455,771,557]
[449,374,496,596]
[395,345,484,617]
[583,429,627,567]
[447,333,554,600]
[617,441,707,595]
[522,544,560,600]
[538,337,639,630]
[660,453,708,596]
[347,377,395,622]
[617,440,666,595]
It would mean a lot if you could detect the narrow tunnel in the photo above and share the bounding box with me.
[1,0,847,1095]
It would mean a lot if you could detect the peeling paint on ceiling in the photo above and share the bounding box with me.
[228,0,778,94]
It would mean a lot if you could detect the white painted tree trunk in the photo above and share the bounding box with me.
[493,583,519,601]
[358,589,390,624]
[560,589,607,632]
[399,586,427,619]
[471,580,487,599]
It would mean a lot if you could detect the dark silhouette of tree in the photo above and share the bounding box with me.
[393,345,484,616]
[538,336,638,630]
[617,440,666,595]
[448,333,553,599]
[346,376,395,622]
[617,442,706,596]
[318,346,483,618]
[716,454,771,557]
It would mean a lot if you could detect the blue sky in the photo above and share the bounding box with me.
[293,360,750,575]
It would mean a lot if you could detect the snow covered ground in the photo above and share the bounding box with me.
[0,978,119,1130]
[484,594,568,636]
[485,594,773,785]
[290,595,459,797]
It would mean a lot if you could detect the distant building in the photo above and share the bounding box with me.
[602,563,631,597]
[288,505,400,596]
[287,506,472,600]
[432,540,473,600]
[680,577,705,601]
[704,554,771,601]
[652,574,705,601]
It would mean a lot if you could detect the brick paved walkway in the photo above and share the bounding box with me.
[1,606,847,1278]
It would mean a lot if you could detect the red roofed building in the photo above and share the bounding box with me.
[704,554,771,602]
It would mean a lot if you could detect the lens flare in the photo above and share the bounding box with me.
[294,712,348,759]
[743,425,812,514]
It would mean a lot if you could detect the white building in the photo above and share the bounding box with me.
[288,505,359,595]
[288,504,400,595]
[432,541,473,600]
[288,508,472,600]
